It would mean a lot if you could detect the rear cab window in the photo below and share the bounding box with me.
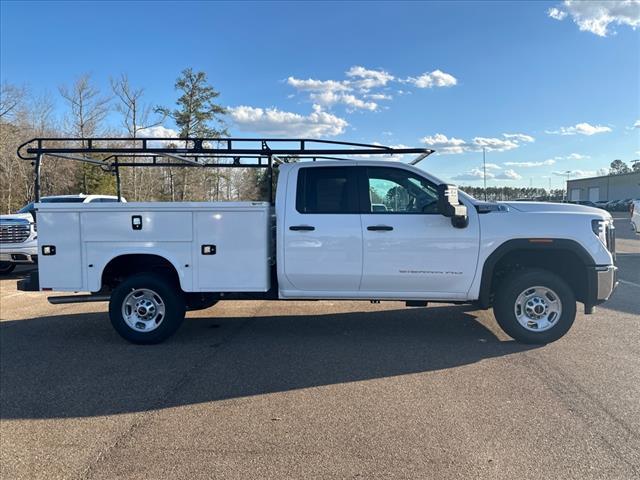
[296,167,359,214]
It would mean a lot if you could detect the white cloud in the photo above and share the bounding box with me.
[309,91,379,111]
[502,133,535,143]
[547,0,640,37]
[340,94,378,111]
[546,122,612,135]
[136,125,183,148]
[484,163,502,170]
[421,133,468,154]
[633,119,640,128]
[552,169,597,178]
[472,136,519,152]
[366,93,392,100]
[504,159,556,167]
[548,7,568,20]
[405,69,458,88]
[228,104,348,137]
[566,153,590,160]
[451,168,495,181]
[346,66,394,90]
[287,66,457,114]
[495,169,523,180]
[422,132,535,154]
[286,77,349,92]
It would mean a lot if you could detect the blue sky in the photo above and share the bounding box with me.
[1,0,638,188]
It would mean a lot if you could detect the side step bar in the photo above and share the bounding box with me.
[48,294,110,305]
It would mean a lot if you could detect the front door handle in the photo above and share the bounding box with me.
[289,225,315,231]
[367,225,394,231]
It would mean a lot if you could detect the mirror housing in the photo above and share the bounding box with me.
[437,184,468,228]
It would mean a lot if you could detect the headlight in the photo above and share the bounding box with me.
[591,219,607,245]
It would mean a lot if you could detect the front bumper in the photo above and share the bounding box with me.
[0,245,38,264]
[584,264,618,313]
[595,265,617,301]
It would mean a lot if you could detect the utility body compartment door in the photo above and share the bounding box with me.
[194,207,271,292]
[36,208,83,290]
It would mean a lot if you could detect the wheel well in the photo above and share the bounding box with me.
[485,249,589,306]
[102,254,180,290]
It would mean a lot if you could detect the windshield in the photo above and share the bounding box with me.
[17,202,34,213]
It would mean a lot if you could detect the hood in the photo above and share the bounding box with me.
[0,213,34,223]
[502,201,611,218]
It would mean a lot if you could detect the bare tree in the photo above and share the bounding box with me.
[59,74,112,193]
[59,74,110,138]
[111,74,165,200]
[0,82,25,119]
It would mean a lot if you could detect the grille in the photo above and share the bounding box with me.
[0,224,30,243]
[606,224,616,261]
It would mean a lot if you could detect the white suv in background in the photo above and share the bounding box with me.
[631,199,640,234]
[0,194,124,274]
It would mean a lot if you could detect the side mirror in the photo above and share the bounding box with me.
[437,184,468,228]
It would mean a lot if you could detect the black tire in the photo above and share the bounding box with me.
[493,268,576,344]
[184,292,219,312]
[109,273,185,344]
[0,262,16,274]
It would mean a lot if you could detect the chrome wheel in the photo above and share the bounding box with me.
[121,288,166,332]
[514,286,562,332]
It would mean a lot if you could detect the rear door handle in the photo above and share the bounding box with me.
[289,225,315,231]
[367,225,394,231]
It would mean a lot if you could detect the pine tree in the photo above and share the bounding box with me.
[156,69,227,201]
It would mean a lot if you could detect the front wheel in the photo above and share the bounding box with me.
[493,268,576,344]
[0,262,16,274]
[109,273,185,344]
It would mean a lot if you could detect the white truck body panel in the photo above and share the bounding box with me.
[34,160,615,305]
[36,202,273,293]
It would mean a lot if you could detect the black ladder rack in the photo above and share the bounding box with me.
[17,137,434,203]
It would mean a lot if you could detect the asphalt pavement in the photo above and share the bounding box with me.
[1,215,638,479]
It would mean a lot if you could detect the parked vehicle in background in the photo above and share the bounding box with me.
[17,137,619,346]
[631,199,640,234]
[618,199,634,212]
[572,200,597,208]
[0,194,124,274]
[605,200,621,211]
[594,200,609,210]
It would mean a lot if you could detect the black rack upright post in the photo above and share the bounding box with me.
[267,154,273,204]
[114,159,122,202]
[34,153,42,202]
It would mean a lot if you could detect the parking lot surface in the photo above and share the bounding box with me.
[1,215,639,479]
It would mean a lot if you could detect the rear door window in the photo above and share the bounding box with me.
[296,167,359,214]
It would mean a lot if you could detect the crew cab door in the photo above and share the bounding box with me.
[282,166,362,291]
[358,166,479,297]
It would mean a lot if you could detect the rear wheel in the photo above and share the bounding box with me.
[109,273,185,344]
[0,262,16,274]
[493,268,576,344]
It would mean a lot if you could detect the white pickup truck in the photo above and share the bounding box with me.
[17,137,618,345]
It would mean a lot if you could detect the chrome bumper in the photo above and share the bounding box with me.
[595,265,618,301]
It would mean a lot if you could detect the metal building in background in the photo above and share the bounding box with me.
[567,171,640,202]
